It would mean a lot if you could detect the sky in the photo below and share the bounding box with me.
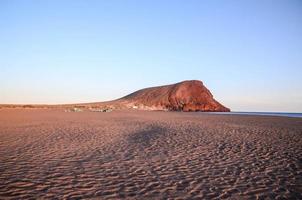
[0,0,301,112]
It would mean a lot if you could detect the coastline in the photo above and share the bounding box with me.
[206,111,302,118]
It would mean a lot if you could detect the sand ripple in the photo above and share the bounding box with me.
[0,110,301,199]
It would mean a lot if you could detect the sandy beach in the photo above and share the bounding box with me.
[0,109,301,199]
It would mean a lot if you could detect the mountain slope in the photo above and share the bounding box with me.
[0,80,230,112]
[114,80,230,112]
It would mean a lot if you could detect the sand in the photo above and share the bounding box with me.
[0,109,301,199]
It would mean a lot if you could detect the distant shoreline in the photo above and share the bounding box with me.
[0,106,301,118]
[205,111,302,118]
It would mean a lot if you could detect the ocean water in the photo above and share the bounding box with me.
[207,112,302,118]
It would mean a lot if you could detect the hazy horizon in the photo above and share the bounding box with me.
[1,0,302,112]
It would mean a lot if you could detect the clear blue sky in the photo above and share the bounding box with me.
[1,0,301,112]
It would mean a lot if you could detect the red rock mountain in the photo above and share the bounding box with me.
[114,80,230,112]
[0,80,230,112]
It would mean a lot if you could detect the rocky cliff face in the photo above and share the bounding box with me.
[118,80,230,112]
[1,80,230,112]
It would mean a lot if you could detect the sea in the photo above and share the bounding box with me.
[207,112,302,118]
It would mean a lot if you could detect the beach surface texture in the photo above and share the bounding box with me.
[0,109,301,199]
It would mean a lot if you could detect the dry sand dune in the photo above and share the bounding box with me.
[0,109,301,199]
